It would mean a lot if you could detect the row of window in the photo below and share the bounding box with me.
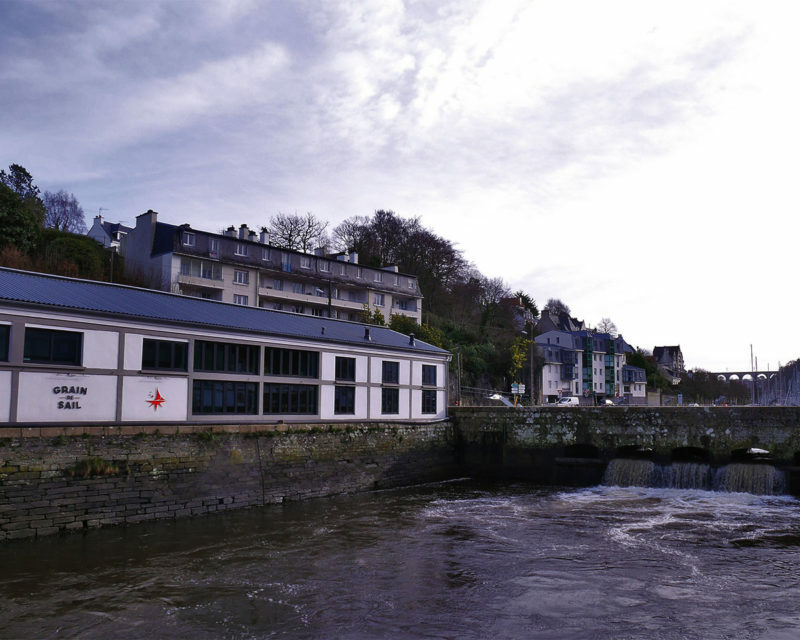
[190,381,437,415]
[180,236,418,290]
[2,329,439,388]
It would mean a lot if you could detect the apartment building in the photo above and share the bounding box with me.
[120,210,423,323]
[536,329,629,405]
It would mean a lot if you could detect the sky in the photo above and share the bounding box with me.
[2,0,798,372]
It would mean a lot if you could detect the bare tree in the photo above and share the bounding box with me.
[268,212,328,253]
[331,215,371,253]
[543,298,571,315]
[43,190,87,233]
[479,276,510,308]
[596,317,618,337]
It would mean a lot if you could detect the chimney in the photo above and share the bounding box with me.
[409,333,415,346]
[239,224,249,240]
[225,225,236,238]
[349,252,359,264]
[259,228,270,244]
[135,209,158,252]
[95,214,103,225]
[248,230,257,242]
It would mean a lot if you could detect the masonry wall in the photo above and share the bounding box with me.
[453,406,800,486]
[0,422,457,541]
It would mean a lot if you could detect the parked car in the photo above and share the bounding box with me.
[556,396,580,406]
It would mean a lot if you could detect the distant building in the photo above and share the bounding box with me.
[653,345,684,384]
[536,309,587,334]
[119,210,423,323]
[622,365,647,405]
[500,296,537,330]
[86,215,132,251]
[536,330,629,405]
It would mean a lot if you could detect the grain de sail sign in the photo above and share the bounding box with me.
[16,372,117,422]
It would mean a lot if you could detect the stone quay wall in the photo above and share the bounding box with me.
[0,422,458,541]
[6,406,800,541]
[452,406,800,487]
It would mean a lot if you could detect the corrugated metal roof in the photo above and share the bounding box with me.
[0,268,448,356]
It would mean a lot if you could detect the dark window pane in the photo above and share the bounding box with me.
[0,324,8,361]
[23,328,82,365]
[422,365,437,386]
[422,389,437,414]
[334,386,355,414]
[381,387,399,414]
[192,380,258,414]
[382,361,399,384]
[335,356,356,381]
[264,347,319,378]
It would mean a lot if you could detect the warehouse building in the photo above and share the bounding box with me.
[0,268,449,425]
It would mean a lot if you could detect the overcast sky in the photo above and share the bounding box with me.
[2,0,797,372]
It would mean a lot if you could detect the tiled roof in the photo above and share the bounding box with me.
[0,268,448,355]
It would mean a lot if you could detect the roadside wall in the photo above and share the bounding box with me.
[0,422,457,541]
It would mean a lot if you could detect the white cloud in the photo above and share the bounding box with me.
[3,0,798,370]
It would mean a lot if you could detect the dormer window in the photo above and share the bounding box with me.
[182,231,195,246]
[234,243,248,257]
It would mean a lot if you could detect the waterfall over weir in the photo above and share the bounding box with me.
[603,459,786,495]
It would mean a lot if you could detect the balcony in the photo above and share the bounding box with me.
[177,274,224,289]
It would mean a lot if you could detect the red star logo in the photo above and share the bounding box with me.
[146,388,166,411]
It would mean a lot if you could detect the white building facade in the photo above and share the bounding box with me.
[0,269,448,426]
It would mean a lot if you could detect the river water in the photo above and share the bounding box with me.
[2,479,800,640]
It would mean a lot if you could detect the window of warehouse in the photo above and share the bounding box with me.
[194,340,260,374]
[142,339,187,371]
[422,389,437,414]
[334,386,355,414]
[381,388,399,414]
[263,383,319,414]
[264,347,319,378]
[23,327,82,366]
[422,364,437,386]
[335,356,355,381]
[0,324,9,361]
[192,380,258,414]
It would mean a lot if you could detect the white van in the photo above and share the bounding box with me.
[556,396,580,406]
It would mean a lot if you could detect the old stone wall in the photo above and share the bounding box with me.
[453,406,800,458]
[0,422,457,541]
[6,407,800,541]
[452,406,800,486]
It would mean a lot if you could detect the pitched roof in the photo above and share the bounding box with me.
[101,221,132,236]
[0,268,448,356]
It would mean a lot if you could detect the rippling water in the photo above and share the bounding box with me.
[2,480,800,639]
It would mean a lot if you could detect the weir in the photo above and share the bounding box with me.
[452,406,800,495]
